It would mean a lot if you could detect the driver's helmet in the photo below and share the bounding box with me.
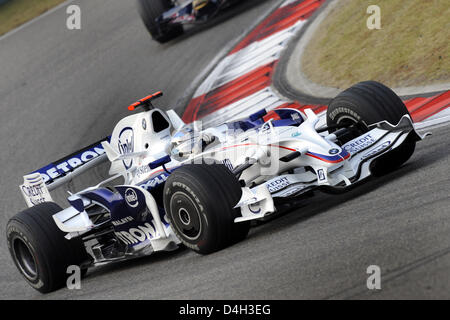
[170,126,198,159]
[170,125,215,160]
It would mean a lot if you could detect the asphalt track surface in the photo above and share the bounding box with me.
[0,0,449,299]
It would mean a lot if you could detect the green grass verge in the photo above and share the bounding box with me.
[0,0,67,36]
[302,0,450,88]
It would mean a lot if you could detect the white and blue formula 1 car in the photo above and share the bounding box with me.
[7,81,428,293]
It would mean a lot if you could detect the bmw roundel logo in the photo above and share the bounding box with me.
[142,118,147,130]
[125,188,139,208]
[329,148,340,155]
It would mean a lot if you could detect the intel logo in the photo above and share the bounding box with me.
[125,188,139,208]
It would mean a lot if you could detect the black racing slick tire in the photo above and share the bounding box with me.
[326,80,416,176]
[163,164,250,254]
[137,0,184,43]
[6,202,90,293]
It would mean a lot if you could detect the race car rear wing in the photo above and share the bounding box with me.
[20,137,110,207]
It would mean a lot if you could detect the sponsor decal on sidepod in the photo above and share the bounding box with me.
[125,188,139,208]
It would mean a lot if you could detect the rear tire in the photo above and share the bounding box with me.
[163,164,250,254]
[6,202,90,293]
[137,0,184,43]
[326,81,416,176]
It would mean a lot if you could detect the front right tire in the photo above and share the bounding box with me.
[326,81,416,176]
[163,163,250,254]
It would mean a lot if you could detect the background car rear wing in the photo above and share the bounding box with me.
[20,137,110,207]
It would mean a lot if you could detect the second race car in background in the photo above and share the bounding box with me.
[137,0,241,42]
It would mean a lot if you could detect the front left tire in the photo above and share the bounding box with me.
[6,202,90,293]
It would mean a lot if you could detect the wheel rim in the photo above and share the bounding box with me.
[12,237,38,281]
[170,192,202,241]
[178,208,191,225]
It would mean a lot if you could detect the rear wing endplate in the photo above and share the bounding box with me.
[20,137,110,207]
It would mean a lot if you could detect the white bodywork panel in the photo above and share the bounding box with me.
[20,173,54,208]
